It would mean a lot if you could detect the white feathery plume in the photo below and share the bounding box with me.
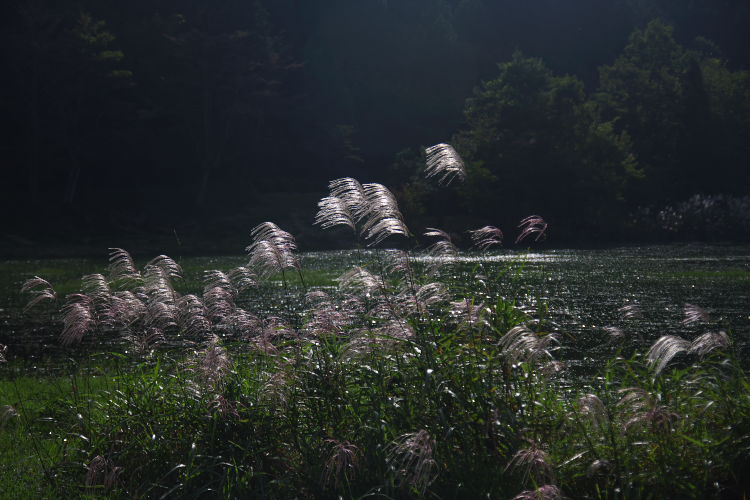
[646,335,690,374]
[145,299,177,331]
[512,485,562,500]
[203,270,232,293]
[516,215,548,244]
[329,177,367,221]
[107,248,141,284]
[146,255,182,280]
[193,335,232,389]
[322,439,361,488]
[682,303,710,325]
[227,266,256,294]
[689,331,730,357]
[246,222,300,277]
[376,318,415,340]
[82,274,111,303]
[222,308,262,337]
[143,264,178,305]
[123,326,165,353]
[60,295,95,346]
[469,226,504,250]
[103,291,146,328]
[1,404,19,425]
[315,196,356,231]
[337,266,382,295]
[203,286,236,322]
[385,430,439,494]
[618,302,641,320]
[578,393,609,428]
[499,325,558,364]
[360,183,410,246]
[303,291,360,337]
[506,443,555,485]
[396,282,448,316]
[617,387,679,432]
[0,344,7,363]
[424,143,466,185]
[449,298,490,329]
[603,326,625,343]
[176,294,210,338]
[424,228,458,273]
[21,276,57,312]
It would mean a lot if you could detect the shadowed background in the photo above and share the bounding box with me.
[1,0,749,256]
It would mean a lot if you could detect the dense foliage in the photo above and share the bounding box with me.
[1,2,749,250]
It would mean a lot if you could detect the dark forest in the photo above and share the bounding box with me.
[1,0,749,252]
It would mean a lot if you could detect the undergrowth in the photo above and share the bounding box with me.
[3,146,749,499]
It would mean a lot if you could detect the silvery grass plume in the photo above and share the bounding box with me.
[618,302,641,320]
[85,455,123,490]
[228,266,256,294]
[322,439,361,488]
[646,335,691,374]
[424,143,466,185]
[689,330,730,357]
[0,344,6,363]
[603,326,625,343]
[193,335,232,389]
[395,282,449,317]
[21,276,56,312]
[385,430,439,494]
[143,263,178,306]
[516,215,548,244]
[499,325,559,364]
[506,442,555,485]
[103,291,146,329]
[512,485,563,500]
[320,178,410,245]
[329,177,367,220]
[449,298,490,330]
[246,222,300,278]
[60,295,95,346]
[647,332,731,374]
[82,274,112,317]
[108,248,141,285]
[123,326,165,353]
[424,228,458,275]
[470,225,504,250]
[578,393,609,428]
[617,387,679,433]
[337,266,382,296]
[682,303,710,325]
[360,183,410,246]
[176,294,210,339]
[210,394,240,419]
[221,308,262,337]
[204,268,256,297]
[203,286,236,323]
[248,316,295,353]
[304,291,362,337]
[385,250,415,281]
[343,326,409,358]
[146,254,182,280]
[315,196,356,232]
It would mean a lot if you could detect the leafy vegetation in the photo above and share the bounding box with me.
[3,158,749,498]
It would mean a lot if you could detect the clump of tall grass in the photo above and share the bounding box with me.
[9,143,750,498]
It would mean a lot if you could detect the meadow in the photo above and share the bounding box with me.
[2,162,750,499]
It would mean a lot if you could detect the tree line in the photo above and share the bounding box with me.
[1,1,748,247]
